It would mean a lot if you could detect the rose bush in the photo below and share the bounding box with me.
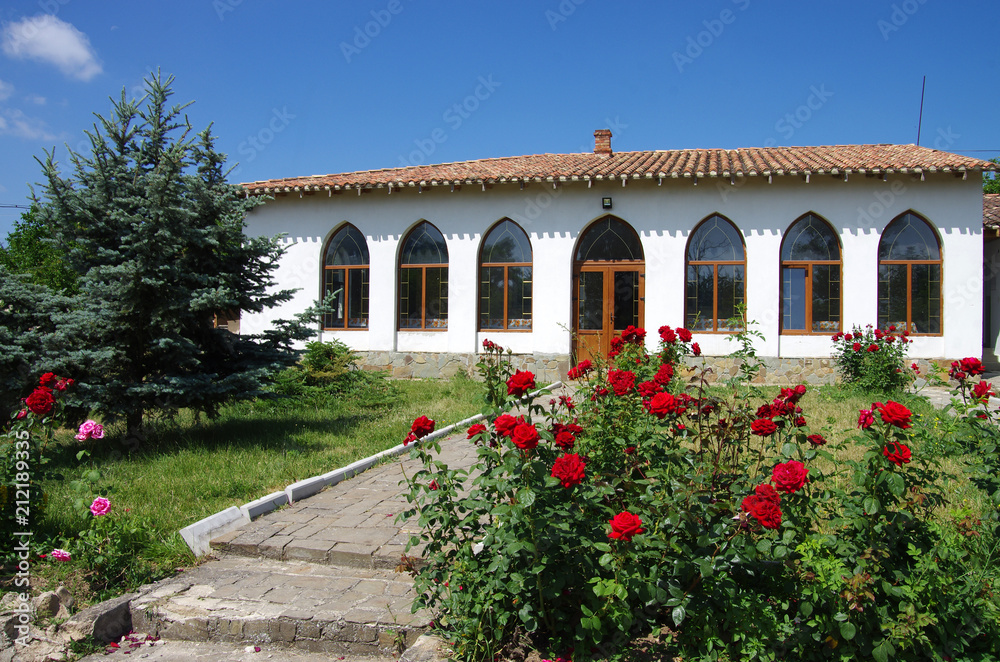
[400,330,1000,662]
[832,325,914,392]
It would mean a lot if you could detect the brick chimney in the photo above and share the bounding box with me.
[594,129,612,156]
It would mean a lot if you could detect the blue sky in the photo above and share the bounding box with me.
[2,0,999,242]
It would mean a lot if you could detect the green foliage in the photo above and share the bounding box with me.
[268,340,392,407]
[984,158,1000,194]
[0,206,78,294]
[29,72,323,436]
[832,325,914,393]
[402,325,1000,661]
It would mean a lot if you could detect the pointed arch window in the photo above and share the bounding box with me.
[399,222,448,330]
[878,212,942,334]
[479,219,532,330]
[322,224,369,329]
[780,214,841,334]
[685,215,745,332]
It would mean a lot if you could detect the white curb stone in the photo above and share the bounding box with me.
[179,506,250,556]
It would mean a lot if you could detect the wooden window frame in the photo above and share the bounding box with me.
[322,225,370,331]
[685,215,746,333]
[779,214,842,336]
[478,219,533,332]
[877,211,943,336]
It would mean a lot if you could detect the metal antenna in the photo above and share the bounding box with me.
[916,75,926,146]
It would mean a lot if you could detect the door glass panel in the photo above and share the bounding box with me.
[686,265,714,331]
[717,265,744,332]
[479,266,505,330]
[878,264,908,331]
[578,271,604,330]
[782,267,806,331]
[811,265,840,332]
[507,266,532,329]
[912,264,941,334]
[347,268,369,328]
[614,271,639,331]
[323,268,346,328]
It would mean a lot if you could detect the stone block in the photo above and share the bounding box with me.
[240,491,289,521]
[180,506,250,556]
[61,592,136,644]
[284,539,335,563]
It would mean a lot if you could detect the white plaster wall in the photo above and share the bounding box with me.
[242,172,983,361]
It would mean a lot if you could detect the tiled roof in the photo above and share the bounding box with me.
[986,194,1000,229]
[241,143,998,194]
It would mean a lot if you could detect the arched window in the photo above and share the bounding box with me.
[878,212,942,334]
[322,224,369,329]
[685,215,745,332]
[399,221,448,330]
[780,213,841,334]
[479,219,532,330]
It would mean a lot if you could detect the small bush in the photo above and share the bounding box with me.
[832,325,914,392]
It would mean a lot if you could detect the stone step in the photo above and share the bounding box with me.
[128,554,429,658]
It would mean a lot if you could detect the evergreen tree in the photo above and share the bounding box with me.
[30,72,317,437]
[985,158,1000,194]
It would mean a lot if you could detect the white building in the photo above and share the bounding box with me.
[240,131,995,383]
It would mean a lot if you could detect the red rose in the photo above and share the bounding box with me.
[621,325,646,345]
[844,333,852,341]
[551,453,586,488]
[467,423,487,439]
[429,480,439,491]
[691,342,701,356]
[658,325,677,344]
[403,433,417,446]
[567,360,593,380]
[39,372,58,388]
[494,414,520,438]
[511,423,540,450]
[852,342,862,352]
[636,380,661,398]
[960,357,985,376]
[742,484,782,529]
[645,392,677,419]
[867,344,879,352]
[806,433,827,446]
[608,369,636,396]
[507,370,536,397]
[794,416,807,427]
[772,460,808,493]
[654,363,674,385]
[15,410,27,420]
[750,418,777,436]
[756,403,774,419]
[608,511,644,541]
[973,380,995,403]
[857,408,875,429]
[876,401,912,429]
[25,388,55,416]
[554,429,576,450]
[677,327,692,343]
[482,339,502,352]
[410,416,435,439]
[883,441,912,466]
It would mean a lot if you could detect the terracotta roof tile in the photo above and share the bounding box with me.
[242,143,998,194]
[986,194,1000,229]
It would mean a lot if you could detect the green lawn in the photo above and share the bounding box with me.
[39,375,486,562]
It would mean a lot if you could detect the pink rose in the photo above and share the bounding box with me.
[90,496,111,517]
[50,549,71,562]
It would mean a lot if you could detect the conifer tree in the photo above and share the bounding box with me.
[30,72,316,438]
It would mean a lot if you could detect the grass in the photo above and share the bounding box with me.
[24,373,485,604]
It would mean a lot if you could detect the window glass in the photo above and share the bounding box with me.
[781,215,840,261]
[575,216,643,262]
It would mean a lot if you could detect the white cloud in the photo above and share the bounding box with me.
[0,108,56,141]
[1,15,102,81]
[0,79,12,100]
[25,94,46,105]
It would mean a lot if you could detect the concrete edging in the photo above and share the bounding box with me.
[179,382,562,556]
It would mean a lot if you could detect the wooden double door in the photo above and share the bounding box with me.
[573,262,644,364]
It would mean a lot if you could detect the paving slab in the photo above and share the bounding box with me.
[78,637,402,662]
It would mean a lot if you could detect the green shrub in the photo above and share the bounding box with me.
[400,326,1000,661]
[832,325,914,393]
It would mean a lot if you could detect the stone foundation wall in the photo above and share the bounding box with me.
[356,351,571,383]
[355,352,956,387]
